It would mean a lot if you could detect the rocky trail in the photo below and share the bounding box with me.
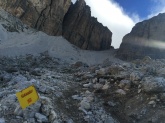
[1,54,165,123]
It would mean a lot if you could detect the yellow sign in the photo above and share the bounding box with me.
[16,85,39,109]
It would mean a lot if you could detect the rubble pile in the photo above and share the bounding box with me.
[1,55,165,123]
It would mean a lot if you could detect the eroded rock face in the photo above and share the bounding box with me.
[0,0,112,50]
[0,0,71,35]
[63,0,112,50]
[117,13,165,60]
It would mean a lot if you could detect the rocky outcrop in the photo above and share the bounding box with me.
[63,0,112,50]
[0,0,112,51]
[0,0,71,35]
[117,13,165,60]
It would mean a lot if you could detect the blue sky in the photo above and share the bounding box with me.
[114,0,153,19]
[72,0,165,48]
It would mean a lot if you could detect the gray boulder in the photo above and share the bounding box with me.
[142,77,165,93]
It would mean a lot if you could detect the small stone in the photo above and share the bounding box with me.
[138,89,142,93]
[49,110,57,122]
[78,107,88,114]
[40,96,51,105]
[130,72,143,83]
[93,83,103,89]
[45,86,55,94]
[143,56,152,63]
[80,100,91,110]
[160,93,165,101]
[92,78,97,83]
[150,95,157,100]
[138,85,141,88]
[118,80,131,89]
[39,86,47,93]
[41,105,50,116]
[84,96,94,102]
[99,78,106,84]
[102,84,109,90]
[12,75,28,83]
[115,89,126,95]
[66,119,74,123]
[5,67,18,73]
[16,116,22,119]
[30,68,41,76]
[87,111,92,115]
[107,65,125,75]
[148,100,156,105]
[2,73,12,82]
[83,83,92,88]
[108,101,116,107]
[23,102,41,119]
[82,74,93,80]
[104,117,116,123]
[0,118,5,123]
[85,90,92,95]
[52,120,61,123]
[71,61,84,68]
[35,113,48,123]
[96,68,106,75]
[27,118,35,123]
[72,95,82,100]
[156,68,165,76]
[156,99,160,102]
[14,105,23,116]
[142,77,165,93]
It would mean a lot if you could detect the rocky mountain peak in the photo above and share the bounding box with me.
[117,13,165,60]
[63,0,112,50]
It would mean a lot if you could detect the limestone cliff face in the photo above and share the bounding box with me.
[0,0,71,35]
[0,0,112,50]
[63,0,112,50]
[117,13,165,60]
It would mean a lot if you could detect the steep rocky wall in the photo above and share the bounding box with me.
[63,0,112,50]
[0,0,112,50]
[117,13,165,60]
[0,0,71,35]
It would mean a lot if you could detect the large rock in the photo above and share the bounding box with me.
[142,77,165,93]
[0,0,71,35]
[117,13,165,60]
[63,0,112,50]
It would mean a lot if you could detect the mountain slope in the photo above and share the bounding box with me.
[0,8,120,65]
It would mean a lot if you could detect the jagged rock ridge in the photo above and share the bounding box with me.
[0,0,112,50]
[117,13,165,60]
[63,0,112,50]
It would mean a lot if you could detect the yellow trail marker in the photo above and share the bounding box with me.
[16,85,39,109]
